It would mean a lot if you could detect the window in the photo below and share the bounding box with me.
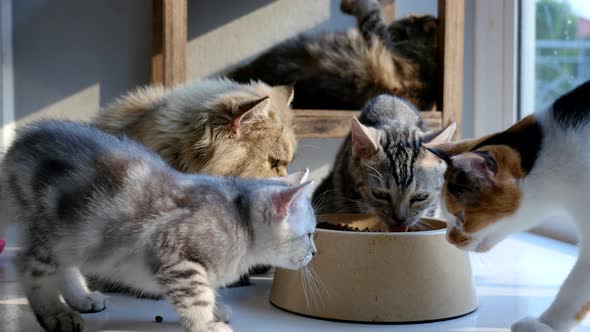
[521,0,590,117]
[519,0,589,243]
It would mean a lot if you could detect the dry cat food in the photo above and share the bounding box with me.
[316,222,409,232]
[316,222,381,232]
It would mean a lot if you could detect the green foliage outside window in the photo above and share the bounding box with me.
[535,0,589,108]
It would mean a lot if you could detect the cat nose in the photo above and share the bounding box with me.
[392,216,406,225]
[393,213,408,224]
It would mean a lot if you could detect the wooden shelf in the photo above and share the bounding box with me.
[294,110,442,139]
[151,0,463,139]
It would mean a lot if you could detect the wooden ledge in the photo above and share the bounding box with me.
[294,109,443,139]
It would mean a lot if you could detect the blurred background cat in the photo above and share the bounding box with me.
[227,0,438,111]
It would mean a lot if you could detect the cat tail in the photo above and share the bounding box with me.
[93,85,169,133]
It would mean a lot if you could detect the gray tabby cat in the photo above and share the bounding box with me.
[312,95,456,230]
[0,120,316,332]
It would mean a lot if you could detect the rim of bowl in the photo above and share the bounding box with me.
[315,217,448,237]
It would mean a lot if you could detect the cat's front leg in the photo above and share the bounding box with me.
[214,302,231,323]
[340,0,394,49]
[156,260,233,332]
[59,266,107,313]
[512,317,556,332]
[18,252,85,332]
[512,249,590,332]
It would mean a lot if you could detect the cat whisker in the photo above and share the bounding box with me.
[301,264,329,309]
[418,218,436,230]
[312,189,337,213]
[303,267,318,308]
[361,162,384,180]
[300,263,312,310]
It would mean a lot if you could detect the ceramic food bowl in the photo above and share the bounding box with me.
[270,214,477,323]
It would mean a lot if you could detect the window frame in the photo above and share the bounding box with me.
[472,0,519,137]
[472,0,578,244]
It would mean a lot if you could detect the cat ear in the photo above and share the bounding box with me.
[232,96,270,135]
[285,168,309,185]
[422,123,456,164]
[274,85,295,105]
[422,122,456,144]
[452,151,498,185]
[271,181,314,218]
[423,144,453,165]
[270,168,309,185]
[422,133,493,158]
[351,118,379,160]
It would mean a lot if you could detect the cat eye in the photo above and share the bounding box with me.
[410,194,429,204]
[371,190,390,201]
[269,157,280,169]
[456,211,465,224]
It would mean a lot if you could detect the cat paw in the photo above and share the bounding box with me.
[40,311,86,332]
[208,321,233,332]
[512,317,556,332]
[215,303,232,323]
[65,291,107,313]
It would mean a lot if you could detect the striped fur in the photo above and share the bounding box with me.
[313,95,454,229]
[1,120,316,332]
[228,0,438,111]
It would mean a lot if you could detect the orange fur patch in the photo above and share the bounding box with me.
[576,303,590,321]
[447,227,471,247]
[444,145,524,237]
[441,117,542,243]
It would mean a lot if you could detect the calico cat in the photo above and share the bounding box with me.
[312,94,456,230]
[424,80,590,332]
[1,120,316,332]
[94,77,296,178]
[227,0,438,111]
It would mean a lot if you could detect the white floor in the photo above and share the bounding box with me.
[1,232,589,332]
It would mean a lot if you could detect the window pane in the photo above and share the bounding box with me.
[534,0,590,110]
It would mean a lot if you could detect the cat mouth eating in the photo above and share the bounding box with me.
[388,225,409,232]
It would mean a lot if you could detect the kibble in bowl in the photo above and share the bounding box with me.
[270,214,478,323]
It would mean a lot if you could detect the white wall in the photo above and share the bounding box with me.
[6,0,473,185]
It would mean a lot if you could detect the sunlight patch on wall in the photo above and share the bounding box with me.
[187,0,331,79]
[14,83,100,128]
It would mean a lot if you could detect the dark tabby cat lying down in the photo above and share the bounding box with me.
[1,120,317,332]
[227,0,438,110]
[313,95,455,230]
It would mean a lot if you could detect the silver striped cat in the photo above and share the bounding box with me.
[313,95,455,230]
[0,120,316,332]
